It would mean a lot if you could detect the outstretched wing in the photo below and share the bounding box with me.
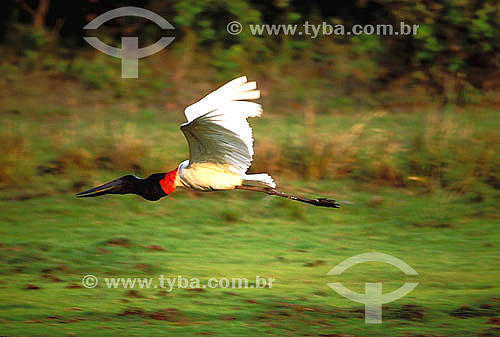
[180,76,262,174]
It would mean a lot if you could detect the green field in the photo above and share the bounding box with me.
[1,178,499,336]
[1,80,499,336]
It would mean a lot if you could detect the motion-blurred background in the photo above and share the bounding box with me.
[0,1,499,336]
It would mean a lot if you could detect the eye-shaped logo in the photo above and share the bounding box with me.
[83,7,175,78]
[327,252,418,324]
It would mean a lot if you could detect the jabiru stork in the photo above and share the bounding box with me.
[76,76,339,208]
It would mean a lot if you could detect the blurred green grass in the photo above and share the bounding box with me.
[0,181,499,336]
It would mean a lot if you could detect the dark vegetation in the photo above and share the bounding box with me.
[1,0,500,105]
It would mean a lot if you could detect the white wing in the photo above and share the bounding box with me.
[180,76,262,174]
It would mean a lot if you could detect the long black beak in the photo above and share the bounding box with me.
[76,178,125,198]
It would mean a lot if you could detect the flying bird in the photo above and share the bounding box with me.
[76,76,339,208]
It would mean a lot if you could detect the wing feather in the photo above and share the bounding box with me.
[180,76,262,174]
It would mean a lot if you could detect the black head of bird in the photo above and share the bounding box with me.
[76,173,171,201]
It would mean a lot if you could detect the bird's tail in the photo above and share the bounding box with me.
[243,174,276,189]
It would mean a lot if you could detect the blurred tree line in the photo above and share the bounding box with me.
[1,0,499,106]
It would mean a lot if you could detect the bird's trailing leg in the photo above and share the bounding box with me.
[235,186,340,208]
